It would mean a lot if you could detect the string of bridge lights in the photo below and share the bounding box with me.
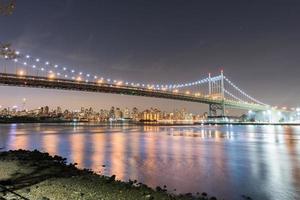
[4,49,269,106]
[224,89,244,102]
[8,50,219,90]
[223,76,268,106]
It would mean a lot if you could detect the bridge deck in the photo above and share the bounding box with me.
[0,73,268,111]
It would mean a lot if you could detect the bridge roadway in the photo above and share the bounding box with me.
[0,73,269,111]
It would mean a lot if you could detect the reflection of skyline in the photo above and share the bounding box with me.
[2,124,300,199]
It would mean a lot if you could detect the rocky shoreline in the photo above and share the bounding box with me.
[0,150,219,200]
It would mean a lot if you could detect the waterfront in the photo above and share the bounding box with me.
[1,123,300,200]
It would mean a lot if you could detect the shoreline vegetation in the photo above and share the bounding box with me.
[0,150,220,200]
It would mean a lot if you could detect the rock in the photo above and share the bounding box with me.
[24,188,31,193]
[109,175,116,182]
[155,186,162,192]
[0,187,5,192]
[145,194,154,200]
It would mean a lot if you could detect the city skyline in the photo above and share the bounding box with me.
[1,1,300,111]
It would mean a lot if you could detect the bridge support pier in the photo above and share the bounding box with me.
[208,103,225,117]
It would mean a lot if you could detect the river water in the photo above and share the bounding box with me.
[0,123,300,200]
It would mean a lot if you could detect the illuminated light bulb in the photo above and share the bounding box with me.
[36,58,40,62]
[32,65,36,68]
[45,61,49,65]
[18,70,25,76]
[76,76,82,81]
[79,72,83,75]
[97,79,103,84]
[23,62,27,66]
[85,80,89,82]
[4,55,8,59]
[86,74,90,77]
[57,72,61,76]
[26,55,30,59]
[94,76,97,79]
[15,51,20,55]
[63,67,67,71]
[65,75,68,78]
[48,73,55,79]
[71,76,75,80]
[14,59,18,62]
[107,79,111,82]
[41,68,44,71]
[185,91,190,95]
[54,65,58,68]
[71,70,75,73]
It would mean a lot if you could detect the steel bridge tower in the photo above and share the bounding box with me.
[208,70,225,117]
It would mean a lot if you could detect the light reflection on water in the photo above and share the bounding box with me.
[1,123,300,200]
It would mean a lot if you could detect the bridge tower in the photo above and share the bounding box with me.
[208,70,225,117]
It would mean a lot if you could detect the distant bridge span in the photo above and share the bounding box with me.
[0,73,269,111]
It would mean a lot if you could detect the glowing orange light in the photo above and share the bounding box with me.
[18,70,25,76]
[48,73,55,79]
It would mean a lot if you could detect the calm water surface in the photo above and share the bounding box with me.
[1,123,300,200]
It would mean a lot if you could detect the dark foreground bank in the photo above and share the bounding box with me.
[0,150,224,200]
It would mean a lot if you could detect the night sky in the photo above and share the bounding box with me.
[1,0,300,112]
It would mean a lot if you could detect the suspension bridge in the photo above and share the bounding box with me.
[0,48,274,116]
